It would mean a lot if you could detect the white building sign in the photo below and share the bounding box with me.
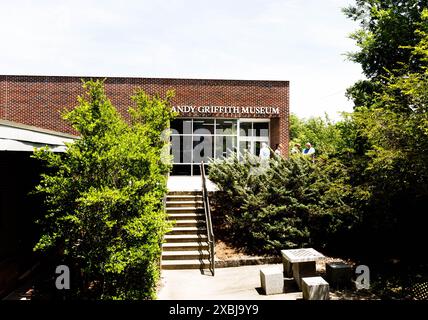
[172,105,280,115]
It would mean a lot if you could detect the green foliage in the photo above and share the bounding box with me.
[343,0,428,107]
[208,153,358,255]
[344,0,426,79]
[289,114,344,157]
[33,80,176,299]
[341,5,428,258]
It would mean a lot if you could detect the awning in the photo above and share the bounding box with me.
[0,120,77,152]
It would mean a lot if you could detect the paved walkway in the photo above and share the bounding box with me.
[167,175,218,192]
[157,264,302,300]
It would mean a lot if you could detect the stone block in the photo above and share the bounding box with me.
[260,268,283,295]
[292,261,316,290]
[326,262,353,289]
[283,258,293,277]
[302,276,330,300]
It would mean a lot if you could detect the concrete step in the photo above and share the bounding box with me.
[167,226,206,235]
[167,213,205,220]
[166,201,203,208]
[166,207,204,214]
[172,220,205,227]
[161,259,211,270]
[166,195,203,202]
[167,191,202,196]
[164,234,208,243]
[162,242,209,251]
[162,250,210,260]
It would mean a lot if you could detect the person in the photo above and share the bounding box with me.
[302,143,315,161]
[274,143,283,157]
[259,142,270,160]
[290,143,301,155]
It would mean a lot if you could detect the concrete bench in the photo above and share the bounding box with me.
[302,276,329,300]
[260,268,283,295]
[326,262,353,289]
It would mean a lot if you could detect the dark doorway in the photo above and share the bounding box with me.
[0,151,44,297]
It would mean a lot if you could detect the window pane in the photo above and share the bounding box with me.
[171,135,192,163]
[171,118,192,135]
[239,140,251,156]
[239,121,253,137]
[216,119,237,135]
[193,119,214,135]
[192,165,201,176]
[193,135,214,163]
[255,141,263,157]
[253,122,269,137]
[215,135,237,159]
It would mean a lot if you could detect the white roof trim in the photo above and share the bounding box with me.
[0,122,75,152]
[0,138,67,152]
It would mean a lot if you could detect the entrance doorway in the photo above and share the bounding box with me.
[170,118,270,175]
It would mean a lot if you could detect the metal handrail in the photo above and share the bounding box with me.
[200,161,215,276]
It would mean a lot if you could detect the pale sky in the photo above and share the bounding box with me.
[0,0,364,120]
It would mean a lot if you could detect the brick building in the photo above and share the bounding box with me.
[0,75,289,293]
[0,75,290,175]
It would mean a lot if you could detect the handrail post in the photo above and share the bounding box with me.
[200,161,215,276]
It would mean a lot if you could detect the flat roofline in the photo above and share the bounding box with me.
[0,120,78,139]
[0,74,289,85]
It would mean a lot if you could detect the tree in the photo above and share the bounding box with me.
[289,114,344,157]
[345,8,428,259]
[343,0,428,107]
[33,80,176,299]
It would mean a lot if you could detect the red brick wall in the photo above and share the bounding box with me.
[0,75,290,153]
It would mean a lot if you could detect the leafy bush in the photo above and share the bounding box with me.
[289,114,344,157]
[33,80,176,299]
[208,153,359,255]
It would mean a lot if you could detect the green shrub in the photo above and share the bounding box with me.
[208,153,358,255]
[33,80,176,299]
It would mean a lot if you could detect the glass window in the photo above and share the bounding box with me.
[193,119,215,135]
[215,136,237,159]
[254,141,263,157]
[169,118,270,175]
[239,140,251,156]
[193,135,214,163]
[216,119,237,135]
[172,164,192,176]
[171,135,192,163]
[239,122,253,137]
[192,165,201,176]
[171,119,192,135]
[253,122,269,137]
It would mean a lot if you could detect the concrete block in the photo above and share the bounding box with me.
[326,262,353,289]
[292,261,316,290]
[260,268,283,295]
[283,258,293,277]
[302,277,330,300]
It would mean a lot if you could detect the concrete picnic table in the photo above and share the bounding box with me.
[281,248,325,289]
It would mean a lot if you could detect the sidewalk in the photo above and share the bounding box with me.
[167,176,217,192]
[157,264,302,300]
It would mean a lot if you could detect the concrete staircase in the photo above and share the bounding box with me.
[162,191,210,270]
